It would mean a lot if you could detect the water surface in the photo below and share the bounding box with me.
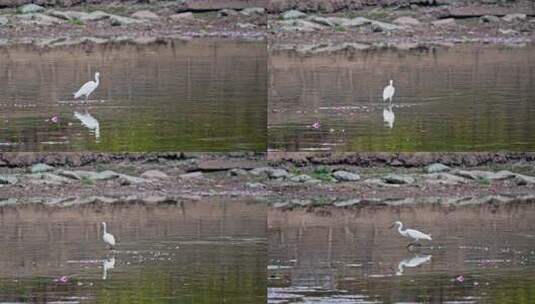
[269,204,535,303]
[269,45,535,151]
[0,199,266,303]
[0,40,267,151]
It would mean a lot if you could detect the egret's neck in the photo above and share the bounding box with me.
[397,263,404,275]
[95,74,100,85]
[397,223,404,234]
[102,224,107,234]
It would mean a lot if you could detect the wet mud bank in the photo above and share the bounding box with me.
[1,152,535,209]
[267,152,535,167]
[268,0,535,51]
[2,151,535,168]
[0,1,267,48]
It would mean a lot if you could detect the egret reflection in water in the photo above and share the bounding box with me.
[74,111,100,142]
[396,254,432,276]
[102,256,116,280]
[383,103,395,129]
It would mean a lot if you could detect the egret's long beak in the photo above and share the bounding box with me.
[388,223,395,229]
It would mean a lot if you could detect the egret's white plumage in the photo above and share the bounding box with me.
[74,72,100,101]
[102,257,115,280]
[74,111,100,140]
[101,222,116,250]
[391,221,432,242]
[383,104,395,128]
[396,254,432,275]
[382,80,395,101]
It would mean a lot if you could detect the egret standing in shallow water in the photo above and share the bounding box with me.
[74,72,100,101]
[101,222,116,250]
[382,80,395,102]
[390,221,432,246]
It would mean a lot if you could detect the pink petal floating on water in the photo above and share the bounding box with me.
[53,276,69,283]
[455,275,464,283]
[311,121,321,129]
[47,114,59,124]
[51,115,59,123]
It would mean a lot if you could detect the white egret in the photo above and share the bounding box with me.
[102,257,115,280]
[383,104,395,128]
[101,222,116,250]
[74,111,100,141]
[74,72,100,101]
[396,254,432,276]
[390,221,432,246]
[382,80,395,102]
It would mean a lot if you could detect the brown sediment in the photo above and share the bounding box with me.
[1,152,535,208]
[267,0,535,50]
[0,1,267,48]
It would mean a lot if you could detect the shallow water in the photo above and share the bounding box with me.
[0,200,266,303]
[0,40,267,151]
[269,45,535,151]
[268,204,535,303]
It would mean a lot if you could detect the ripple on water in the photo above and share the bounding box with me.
[268,287,380,304]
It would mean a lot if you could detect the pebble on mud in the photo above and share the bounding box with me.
[30,163,54,174]
[382,174,415,185]
[268,168,290,179]
[290,174,313,183]
[0,16,9,26]
[131,10,160,20]
[179,171,203,180]
[332,171,361,182]
[393,16,421,26]
[502,14,527,23]
[245,182,266,189]
[218,9,239,17]
[141,170,169,180]
[425,163,451,173]
[0,175,18,185]
[169,12,195,22]
[18,4,45,14]
[240,7,265,16]
[432,18,456,27]
[281,10,307,20]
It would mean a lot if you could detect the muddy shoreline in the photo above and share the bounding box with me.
[267,1,535,52]
[0,1,533,49]
[1,152,535,209]
[0,1,266,48]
